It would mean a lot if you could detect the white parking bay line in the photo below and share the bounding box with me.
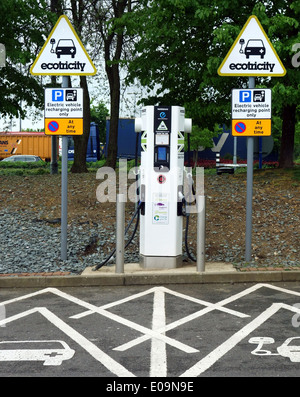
[0,307,135,377]
[180,303,300,377]
[150,289,167,377]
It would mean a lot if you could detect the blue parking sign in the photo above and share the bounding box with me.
[52,89,64,101]
[239,90,252,102]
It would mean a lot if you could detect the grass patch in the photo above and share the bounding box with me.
[0,159,106,175]
[0,161,50,175]
[292,166,300,182]
[1,158,299,180]
[0,160,47,169]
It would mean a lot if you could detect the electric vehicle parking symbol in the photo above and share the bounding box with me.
[158,175,166,184]
[66,89,77,101]
[50,38,77,59]
[239,38,266,59]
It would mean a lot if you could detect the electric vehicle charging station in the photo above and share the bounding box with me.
[135,106,192,269]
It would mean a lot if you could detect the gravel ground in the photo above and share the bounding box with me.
[0,208,126,274]
[0,168,299,275]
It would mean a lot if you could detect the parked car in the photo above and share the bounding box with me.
[1,155,44,162]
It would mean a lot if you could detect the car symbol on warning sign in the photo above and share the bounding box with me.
[30,15,97,76]
[55,39,76,59]
[240,39,266,59]
[218,15,286,77]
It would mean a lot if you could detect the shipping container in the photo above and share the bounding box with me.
[105,118,141,159]
[0,132,55,161]
[61,122,103,161]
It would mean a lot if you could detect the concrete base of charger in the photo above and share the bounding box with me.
[139,255,182,269]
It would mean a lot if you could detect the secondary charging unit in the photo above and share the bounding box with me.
[135,106,192,269]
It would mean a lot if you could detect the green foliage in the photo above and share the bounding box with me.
[0,160,49,175]
[0,0,56,118]
[185,124,223,151]
[292,167,300,182]
[124,0,299,165]
[85,159,107,170]
[295,120,300,158]
[0,160,46,169]
[125,0,246,132]
[90,101,109,143]
[0,159,108,175]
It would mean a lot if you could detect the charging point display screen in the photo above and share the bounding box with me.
[157,146,167,161]
[154,144,170,171]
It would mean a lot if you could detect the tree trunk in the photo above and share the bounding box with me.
[50,0,63,175]
[70,76,90,173]
[102,1,127,170]
[69,0,91,173]
[106,64,120,169]
[279,104,296,169]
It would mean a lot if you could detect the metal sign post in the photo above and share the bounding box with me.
[0,44,5,67]
[61,76,69,260]
[245,76,255,262]
[218,15,286,264]
[44,83,84,260]
[31,15,97,262]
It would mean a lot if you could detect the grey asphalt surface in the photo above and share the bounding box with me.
[1,281,300,378]
[1,261,300,379]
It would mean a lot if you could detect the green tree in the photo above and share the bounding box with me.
[0,0,55,119]
[64,0,141,171]
[69,0,92,173]
[185,124,222,166]
[86,0,139,169]
[211,0,300,168]
[90,101,109,143]
[125,0,299,167]
[255,1,300,168]
[124,0,234,137]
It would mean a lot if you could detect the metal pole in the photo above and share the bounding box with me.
[61,76,69,260]
[233,137,237,165]
[116,194,125,273]
[245,76,255,262]
[259,137,262,169]
[197,195,206,272]
[51,136,58,174]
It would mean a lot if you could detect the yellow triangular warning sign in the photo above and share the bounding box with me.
[218,15,286,77]
[30,15,97,76]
